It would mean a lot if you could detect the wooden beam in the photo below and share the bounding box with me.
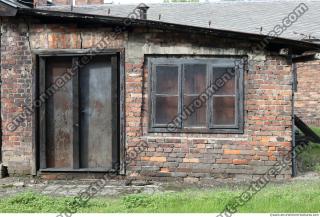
[294,115,320,143]
[39,57,46,169]
[292,53,320,63]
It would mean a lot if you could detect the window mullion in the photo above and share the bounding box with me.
[151,63,156,128]
[208,63,213,129]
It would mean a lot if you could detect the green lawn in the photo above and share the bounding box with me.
[313,127,320,136]
[297,127,320,173]
[1,180,320,213]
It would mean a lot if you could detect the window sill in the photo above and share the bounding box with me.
[148,128,244,134]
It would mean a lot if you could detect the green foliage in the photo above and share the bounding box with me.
[297,127,320,172]
[1,191,77,213]
[315,164,320,173]
[8,192,38,205]
[1,181,320,213]
[122,194,156,209]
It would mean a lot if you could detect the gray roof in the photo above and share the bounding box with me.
[0,0,28,8]
[38,0,320,41]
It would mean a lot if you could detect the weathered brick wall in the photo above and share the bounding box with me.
[1,18,293,181]
[125,30,293,182]
[75,0,104,5]
[295,60,320,127]
[1,18,33,174]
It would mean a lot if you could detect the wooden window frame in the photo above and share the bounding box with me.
[32,49,126,174]
[148,57,244,134]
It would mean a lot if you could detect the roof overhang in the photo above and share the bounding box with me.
[16,8,320,55]
[0,1,18,16]
[1,5,319,55]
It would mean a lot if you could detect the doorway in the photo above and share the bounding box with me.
[37,53,121,172]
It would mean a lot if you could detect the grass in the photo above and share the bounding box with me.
[0,180,320,213]
[297,127,320,173]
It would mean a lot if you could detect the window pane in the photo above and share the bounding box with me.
[156,65,178,94]
[155,96,178,125]
[184,96,206,127]
[212,67,235,95]
[212,96,236,125]
[184,64,207,94]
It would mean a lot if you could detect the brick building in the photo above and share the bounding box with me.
[0,0,320,182]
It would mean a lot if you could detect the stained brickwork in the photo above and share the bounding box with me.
[125,31,293,182]
[0,18,293,181]
[295,61,320,127]
[0,18,33,174]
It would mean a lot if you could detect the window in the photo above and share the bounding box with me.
[149,57,244,133]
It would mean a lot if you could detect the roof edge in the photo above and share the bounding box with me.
[15,7,320,54]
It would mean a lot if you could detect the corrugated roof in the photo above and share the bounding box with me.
[38,1,320,41]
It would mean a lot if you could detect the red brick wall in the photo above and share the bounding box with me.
[0,18,33,174]
[125,31,293,182]
[75,0,104,5]
[0,18,293,181]
[295,61,320,127]
[52,0,71,5]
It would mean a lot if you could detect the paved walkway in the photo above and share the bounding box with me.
[0,177,164,198]
[0,172,319,198]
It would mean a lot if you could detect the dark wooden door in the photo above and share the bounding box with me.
[40,55,118,171]
[79,56,115,169]
[45,57,74,169]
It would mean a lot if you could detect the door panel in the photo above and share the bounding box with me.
[45,57,74,168]
[79,56,114,169]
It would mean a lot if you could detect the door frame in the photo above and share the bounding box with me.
[32,49,126,175]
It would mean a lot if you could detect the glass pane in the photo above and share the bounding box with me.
[184,64,207,94]
[155,96,178,125]
[156,65,178,94]
[212,96,236,125]
[184,96,206,127]
[212,67,235,95]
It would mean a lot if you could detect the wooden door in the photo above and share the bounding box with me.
[39,54,118,171]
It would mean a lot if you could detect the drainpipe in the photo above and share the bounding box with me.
[291,61,298,177]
